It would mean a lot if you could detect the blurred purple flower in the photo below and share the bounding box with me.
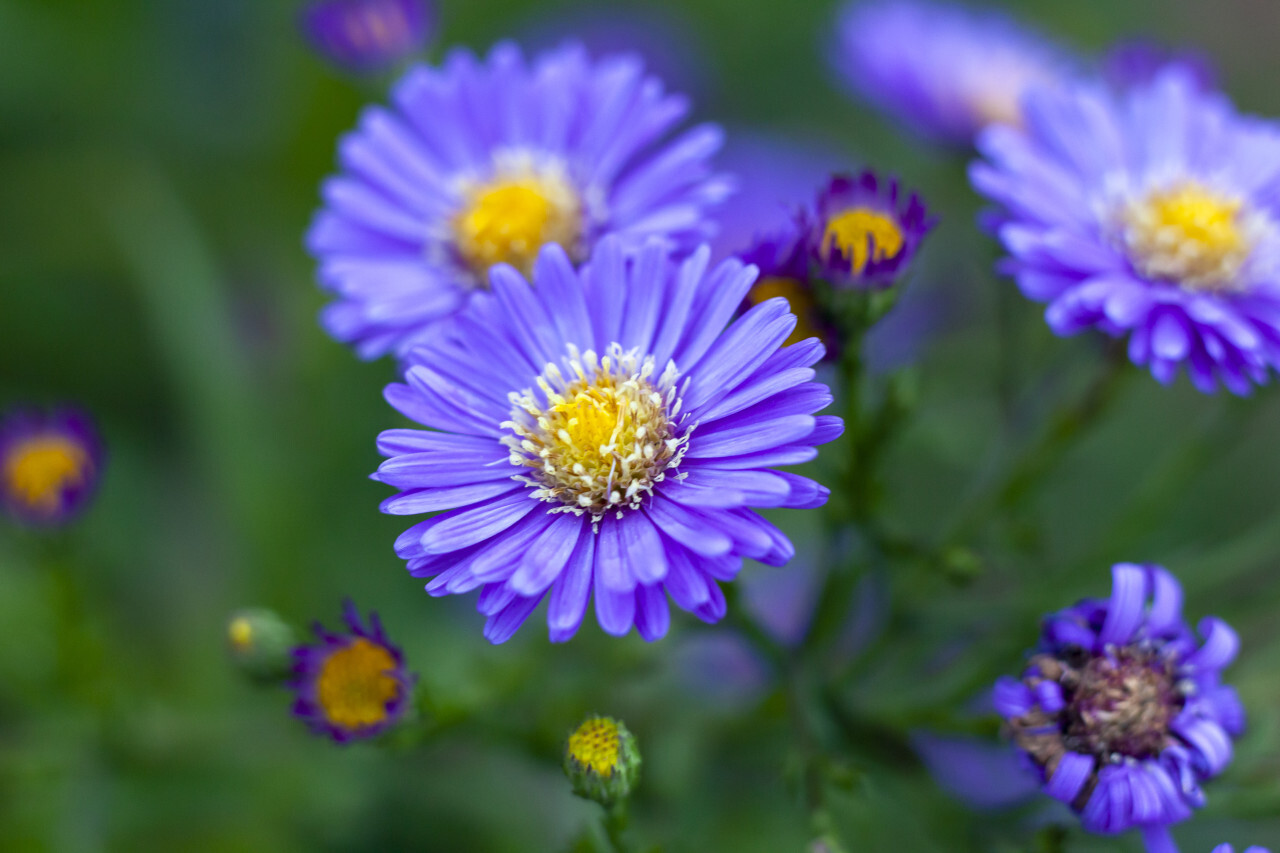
[911,731,1040,810]
[1102,39,1218,93]
[832,0,1077,145]
[0,407,104,527]
[972,66,1280,394]
[301,0,434,75]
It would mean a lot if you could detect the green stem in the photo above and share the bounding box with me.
[601,801,631,853]
[944,344,1131,550]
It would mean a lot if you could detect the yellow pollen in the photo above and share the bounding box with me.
[453,173,582,279]
[228,617,254,651]
[2,436,91,514]
[1123,183,1252,292]
[504,345,689,518]
[747,277,820,346]
[568,718,621,777]
[822,207,905,274]
[316,637,400,731]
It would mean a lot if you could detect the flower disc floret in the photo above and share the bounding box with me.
[374,238,842,644]
[972,67,1280,393]
[504,344,690,518]
[995,564,1245,837]
[308,41,731,359]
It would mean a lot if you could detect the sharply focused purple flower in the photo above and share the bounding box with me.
[374,238,841,643]
[308,42,732,359]
[301,0,434,75]
[1102,39,1217,94]
[809,172,935,289]
[972,67,1280,394]
[832,0,1075,145]
[0,407,103,527]
[995,564,1244,840]
[289,601,413,743]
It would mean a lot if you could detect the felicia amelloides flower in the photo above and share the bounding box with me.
[832,0,1075,145]
[972,66,1280,393]
[375,237,841,643]
[289,602,414,742]
[308,41,731,359]
[995,564,1244,846]
[0,408,103,526]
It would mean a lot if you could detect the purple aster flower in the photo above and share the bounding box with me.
[1211,846,1270,853]
[289,601,414,743]
[0,407,103,527]
[809,171,935,289]
[972,67,1280,394]
[995,564,1245,841]
[374,237,842,644]
[1102,39,1217,94]
[308,41,732,360]
[301,0,434,75]
[832,0,1075,145]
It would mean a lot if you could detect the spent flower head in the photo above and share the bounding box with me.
[995,564,1244,839]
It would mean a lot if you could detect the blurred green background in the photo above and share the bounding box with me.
[2,0,1279,850]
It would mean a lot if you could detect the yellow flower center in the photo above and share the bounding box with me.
[2,436,92,514]
[1121,182,1253,292]
[504,344,690,519]
[568,717,621,777]
[316,637,400,731]
[822,207,904,274]
[453,165,583,281]
[747,277,821,346]
[228,617,254,652]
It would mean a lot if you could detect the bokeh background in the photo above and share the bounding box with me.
[2,0,1279,850]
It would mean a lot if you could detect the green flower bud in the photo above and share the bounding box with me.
[563,715,641,807]
[226,608,295,683]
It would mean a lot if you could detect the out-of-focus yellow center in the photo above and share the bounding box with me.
[228,617,254,651]
[453,174,582,280]
[568,717,621,777]
[2,436,91,513]
[316,637,399,731]
[822,207,904,274]
[505,346,688,518]
[748,277,820,347]
[1122,183,1251,292]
